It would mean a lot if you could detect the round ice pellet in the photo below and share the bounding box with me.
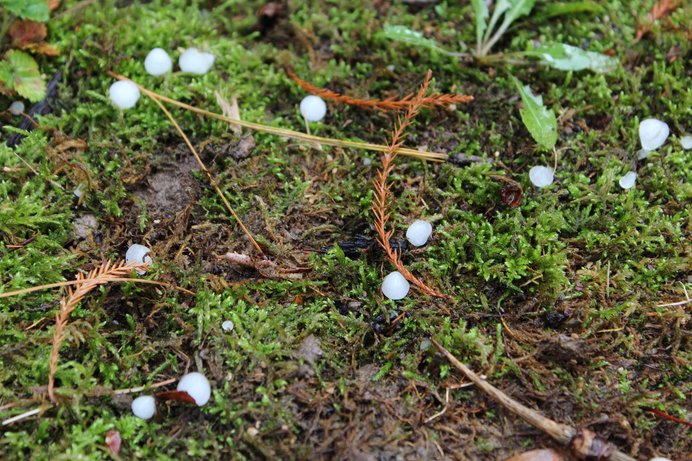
[109,80,140,109]
[179,48,215,74]
[131,395,156,420]
[299,95,327,122]
[406,219,433,247]
[144,48,172,76]
[618,171,637,190]
[177,372,211,406]
[639,118,669,151]
[528,165,554,188]
[381,271,410,300]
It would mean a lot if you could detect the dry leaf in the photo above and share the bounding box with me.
[215,91,242,135]
[49,0,61,11]
[504,449,565,461]
[635,0,680,42]
[105,430,121,455]
[9,20,47,48]
[24,42,61,56]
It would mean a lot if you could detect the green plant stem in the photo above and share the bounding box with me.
[481,17,514,56]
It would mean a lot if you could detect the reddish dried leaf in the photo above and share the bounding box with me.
[105,430,121,455]
[49,0,61,11]
[154,390,197,404]
[8,20,47,48]
[634,0,680,42]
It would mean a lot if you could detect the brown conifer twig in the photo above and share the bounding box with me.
[286,67,473,112]
[433,340,636,461]
[372,70,447,299]
[47,260,149,402]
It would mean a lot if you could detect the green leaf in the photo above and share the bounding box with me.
[0,0,50,21]
[512,77,557,150]
[503,0,536,26]
[538,1,604,19]
[0,50,46,102]
[471,0,489,51]
[382,25,454,55]
[527,43,618,73]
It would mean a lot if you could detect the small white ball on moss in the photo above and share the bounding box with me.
[299,95,327,122]
[177,372,211,406]
[381,271,410,300]
[8,101,24,115]
[529,165,554,188]
[109,80,140,109]
[680,135,692,150]
[618,171,637,190]
[125,244,152,274]
[221,320,234,332]
[131,395,156,420]
[639,118,669,151]
[406,220,433,247]
[144,48,173,76]
[179,48,215,74]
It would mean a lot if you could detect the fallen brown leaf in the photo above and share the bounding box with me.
[635,0,680,42]
[9,20,47,48]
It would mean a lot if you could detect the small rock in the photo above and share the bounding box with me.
[73,214,98,239]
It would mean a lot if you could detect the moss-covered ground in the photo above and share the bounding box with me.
[0,0,690,459]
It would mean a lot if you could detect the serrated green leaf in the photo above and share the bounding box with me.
[528,43,618,73]
[1,0,50,22]
[471,0,489,52]
[512,77,557,150]
[382,25,453,55]
[0,50,46,102]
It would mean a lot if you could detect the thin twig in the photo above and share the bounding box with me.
[432,340,636,461]
[286,67,473,112]
[146,94,265,256]
[106,71,447,162]
[371,70,447,299]
[48,260,150,402]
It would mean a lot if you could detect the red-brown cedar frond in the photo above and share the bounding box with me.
[287,67,473,112]
[635,0,680,42]
[371,70,448,299]
[48,260,149,402]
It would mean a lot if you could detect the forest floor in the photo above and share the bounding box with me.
[0,1,689,460]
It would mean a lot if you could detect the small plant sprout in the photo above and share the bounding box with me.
[179,48,215,74]
[618,171,637,190]
[8,101,24,115]
[406,219,433,247]
[177,372,211,406]
[299,95,327,122]
[144,48,172,76]
[528,165,554,188]
[639,118,669,151]
[680,135,692,150]
[125,244,152,274]
[108,80,140,109]
[381,271,410,300]
[131,395,156,420]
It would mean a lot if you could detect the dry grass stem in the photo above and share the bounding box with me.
[106,71,447,162]
[371,70,447,298]
[48,260,149,402]
[286,67,473,112]
[146,95,265,256]
[0,278,195,299]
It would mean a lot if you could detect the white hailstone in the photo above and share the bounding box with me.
[144,47,173,76]
[528,165,554,188]
[8,101,24,115]
[221,320,234,332]
[649,458,672,461]
[680,135,692,150]
[639,118,669,151]
[131,395,156,420]
[637,148,652,160]
[108,80,140,109]
[381,271,410,300]
[362,157,372,166]
[125,244,152,274]
[618,171,637,190]
[177,372,211,406]
[299,95,327,122]
[406,219,433,247]
[179,48,215,74]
